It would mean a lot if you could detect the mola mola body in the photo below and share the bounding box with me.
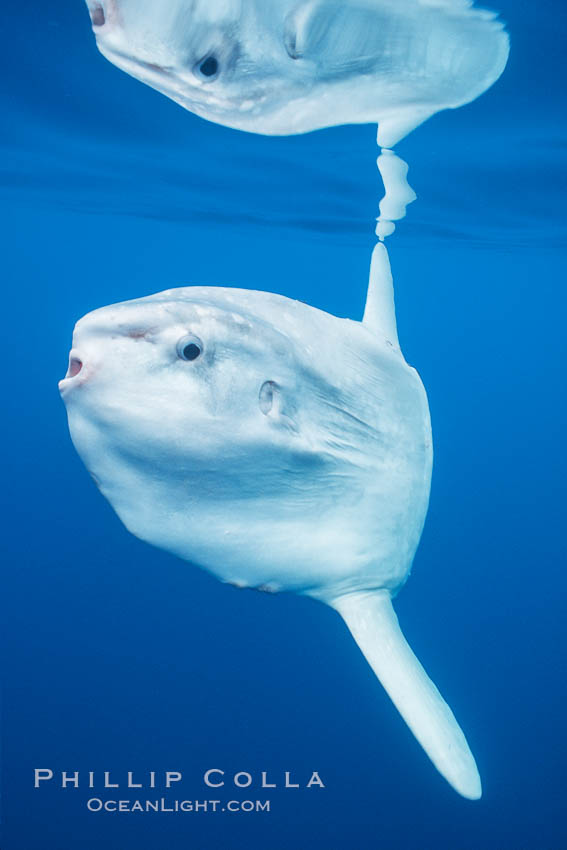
[60,246,481,799]
[83,0,509,146]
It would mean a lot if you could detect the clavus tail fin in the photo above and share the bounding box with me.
[332,591,481,800]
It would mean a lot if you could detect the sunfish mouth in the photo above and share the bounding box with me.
[86,0,117,31]
[89,3,105,28]
[85,2,173,80]
[67,356,83,378]
[58,353,84,394]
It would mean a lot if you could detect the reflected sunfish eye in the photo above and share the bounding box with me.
[176,336,203,361]
[195,56,220,80]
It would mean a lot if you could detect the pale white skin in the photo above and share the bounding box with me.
[60,246,481,799]
[84,0,509,146]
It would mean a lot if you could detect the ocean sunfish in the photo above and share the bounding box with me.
[59,245,481,799]
[83,0,509,146]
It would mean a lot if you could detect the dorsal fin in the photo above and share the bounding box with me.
[362,242,399,349]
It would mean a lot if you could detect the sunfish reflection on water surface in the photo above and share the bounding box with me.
[84,0,509,146]
[60,247,481,799]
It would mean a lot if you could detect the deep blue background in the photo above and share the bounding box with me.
[2,1,566,848]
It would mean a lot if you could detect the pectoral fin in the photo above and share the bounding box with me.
[332,590,481,800]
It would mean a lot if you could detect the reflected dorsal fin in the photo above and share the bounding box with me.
[362,242,399,349]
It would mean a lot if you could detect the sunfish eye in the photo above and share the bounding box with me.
[177,335,203,361]
[194,55,220,80]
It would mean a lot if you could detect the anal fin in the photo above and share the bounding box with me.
[332,590,481,800]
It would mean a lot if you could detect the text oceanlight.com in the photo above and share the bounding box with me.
[86,798,270,813]
[33,769,325,814]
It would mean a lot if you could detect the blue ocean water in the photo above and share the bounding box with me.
[2,1,566,848]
